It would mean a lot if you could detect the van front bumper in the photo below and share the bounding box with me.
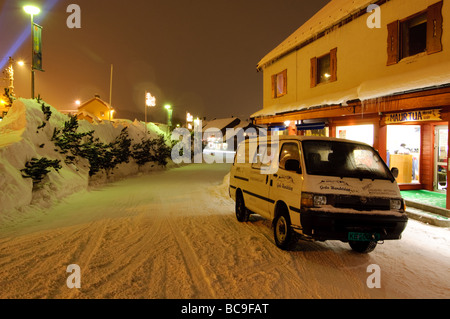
[299,210,408,242]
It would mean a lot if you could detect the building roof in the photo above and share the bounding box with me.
[202,117,241,132]
[257,0,375,70]
[78,96,114,111]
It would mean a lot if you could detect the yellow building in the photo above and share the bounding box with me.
[253,0,450,205]
[77,95,115,123]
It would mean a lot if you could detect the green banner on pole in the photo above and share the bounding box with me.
[32,23,43,71]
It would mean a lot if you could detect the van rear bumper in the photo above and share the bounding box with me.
[299,210,408,242]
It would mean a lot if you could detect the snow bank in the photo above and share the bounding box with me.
[0,98,172,216]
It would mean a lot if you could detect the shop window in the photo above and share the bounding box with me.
[387,1,443,65]
[311,48,337,87]
[271,69,287,98]
[337,124,374,146]
[386,125,421,184]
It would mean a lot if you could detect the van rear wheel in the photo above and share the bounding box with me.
[274,212,293,250]
[349,241,377,253]
[235,192,249,222]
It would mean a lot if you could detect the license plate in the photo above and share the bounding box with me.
[348,232,380,242]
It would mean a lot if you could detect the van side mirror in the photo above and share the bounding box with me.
[391,167,399,179]
[285,159,301,173]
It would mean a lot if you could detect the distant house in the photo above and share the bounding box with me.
[202,117,263,152]
[77,95,115,123]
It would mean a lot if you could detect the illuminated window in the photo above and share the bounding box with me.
[271,70,287,98]
[317,54,331,84]
[311,48,337,87]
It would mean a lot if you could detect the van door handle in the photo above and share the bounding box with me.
[265,176,269,184]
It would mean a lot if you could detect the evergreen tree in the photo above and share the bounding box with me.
[21,157,62,185]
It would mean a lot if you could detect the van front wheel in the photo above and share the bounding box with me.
[235,192,249,222]
[274,213,293,250]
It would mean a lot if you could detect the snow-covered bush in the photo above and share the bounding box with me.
[21,157,62,186]
[132,135,172,167]
[0,98,175,214]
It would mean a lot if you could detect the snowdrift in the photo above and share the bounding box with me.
[0,98,171,215]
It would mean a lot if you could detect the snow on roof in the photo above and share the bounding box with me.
[252,60,450,118]
[78,96,115,111]
[202,117,240,131]
[257,0,374,70]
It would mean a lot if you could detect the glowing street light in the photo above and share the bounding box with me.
[23,5,41,99]
[144,92,156,124]
[186,112,194,130]
[23,5,41,15]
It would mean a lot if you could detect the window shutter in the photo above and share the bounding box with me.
[427,1,443,54]
[387,20,400,65]
[310,57,317,88]
[271,74,277,98]
[282,69,287,94]
[330,48,337,82]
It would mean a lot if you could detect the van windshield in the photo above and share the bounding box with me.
[302,140,393,181]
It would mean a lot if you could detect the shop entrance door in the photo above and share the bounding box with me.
[435,125,448,191]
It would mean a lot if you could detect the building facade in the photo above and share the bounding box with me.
[77,95,115,123]
[252,0,450,207]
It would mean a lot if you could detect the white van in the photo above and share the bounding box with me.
[229,136,408,253]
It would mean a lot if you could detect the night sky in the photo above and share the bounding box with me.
[1,0,329,124]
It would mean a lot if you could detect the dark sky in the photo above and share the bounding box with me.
[1,0,329,124]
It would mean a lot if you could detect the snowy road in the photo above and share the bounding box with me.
[0,163,449,299]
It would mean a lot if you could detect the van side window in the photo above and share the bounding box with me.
[235,143,248,164]
[279,143,301,171]
[252,143,274,170]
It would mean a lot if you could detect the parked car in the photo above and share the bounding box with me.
[229,136,408,253]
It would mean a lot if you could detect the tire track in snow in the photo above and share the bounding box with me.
[167,217,217,299]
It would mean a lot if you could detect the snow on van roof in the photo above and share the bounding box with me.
[257,0,374,70]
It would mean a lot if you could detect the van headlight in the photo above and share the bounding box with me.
[390,199,403,210]
[301,193,327,208]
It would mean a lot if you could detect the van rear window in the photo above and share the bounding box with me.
[302,140,393,181]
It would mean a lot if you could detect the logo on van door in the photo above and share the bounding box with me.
[276,175,295,191]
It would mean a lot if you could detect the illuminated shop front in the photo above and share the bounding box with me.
[255,87,450,208]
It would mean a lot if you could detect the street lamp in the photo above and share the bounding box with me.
[23,5,41,99]
[164,104,173,128]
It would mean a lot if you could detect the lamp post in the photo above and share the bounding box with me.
[164,104,173,128]
[5,57,16,98]
[23,5,41,99]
